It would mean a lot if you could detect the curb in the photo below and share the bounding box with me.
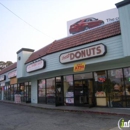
[0,100,130,117]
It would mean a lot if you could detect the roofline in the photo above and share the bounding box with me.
[25,34,121,64]
[0,62,17,75]
[25,21,121,64]
[17,48,34,54]
[115,0,130,8]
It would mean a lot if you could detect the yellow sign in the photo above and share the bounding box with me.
[73,62,85,72]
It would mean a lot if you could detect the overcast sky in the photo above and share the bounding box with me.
[0,0,122,63]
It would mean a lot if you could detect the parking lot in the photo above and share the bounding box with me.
[0,102,129,130]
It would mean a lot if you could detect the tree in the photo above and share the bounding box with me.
[0,61,13,71]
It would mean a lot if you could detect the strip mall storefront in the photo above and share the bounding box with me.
[36,45,130,108]
[0,0,130,108]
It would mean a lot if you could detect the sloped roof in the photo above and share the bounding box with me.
[25,21,121,64]
[0,62,17,75]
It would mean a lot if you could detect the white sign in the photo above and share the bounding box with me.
[60,44,106,63]
[8,70,17,78]
[66,92,74,104]
[0,82,5,86]
[0,75,5,81]
[26,60,45,73]
[67,8,119,36]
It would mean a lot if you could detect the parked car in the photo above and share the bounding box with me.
[69,17,104,34]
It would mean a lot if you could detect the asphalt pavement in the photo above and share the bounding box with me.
[0,102,130,130]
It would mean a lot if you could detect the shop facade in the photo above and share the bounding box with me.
[0,0,130,108]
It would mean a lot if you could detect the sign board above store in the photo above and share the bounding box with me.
[8,70,17,79]
[60,43,106,64]
[0,82,5,86]
[0,75,6,81]
[26,60,46,73]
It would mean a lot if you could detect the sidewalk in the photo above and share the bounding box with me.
[0,100,130,117]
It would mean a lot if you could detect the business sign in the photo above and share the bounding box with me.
[73,62,85,72]
[26,60,46,73]
[0,75,6,81]
[67,8,119,36]
[0,82,5,86]
[8,70,17,79]
[60,43,106,63]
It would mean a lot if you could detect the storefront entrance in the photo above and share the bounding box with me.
[74,79,94,106]
[20,82,31,103]
[55,77,64,106]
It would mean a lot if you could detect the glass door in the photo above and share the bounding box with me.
[55,77,64,106]
[74,79,94,106]
[74,80,89,106]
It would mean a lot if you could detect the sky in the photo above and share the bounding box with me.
[0,0,122,63]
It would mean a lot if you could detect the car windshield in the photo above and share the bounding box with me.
[73,20,81,25]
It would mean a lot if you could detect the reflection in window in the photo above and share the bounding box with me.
[108,69,124,107]
[38,80,45,97]
[46,78,55,104]
[124,68,130,96]
[38,80,46,104]
[64,75,74,105]
[95,71,107,107]
[74,73,92,80]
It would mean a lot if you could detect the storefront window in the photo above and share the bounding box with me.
[7,85,11,100]
[123,67,130,107]
[25,82,31,102]
[64,75,74,105]
[10,85,14,101]
[74,73,93,80]
[20,84,26,102]
[46,78,55,104]
[14,84,17,95]
[94,71,107,107]
[108,69,124,107]
[38,79,46,103]
[4,86,7,100]
[0,87,2,100]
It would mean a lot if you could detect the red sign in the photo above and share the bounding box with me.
[98,77,106,82]
[60,44,106,63]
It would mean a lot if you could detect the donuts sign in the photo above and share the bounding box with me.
[60,44,106,63]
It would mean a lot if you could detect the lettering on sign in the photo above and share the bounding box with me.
[60,43,106,63]
[26,60,46,73]
[8,70,17,79]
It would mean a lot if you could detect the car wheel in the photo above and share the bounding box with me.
[85,26,89,30]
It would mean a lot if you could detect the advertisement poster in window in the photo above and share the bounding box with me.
[66,92,74,104]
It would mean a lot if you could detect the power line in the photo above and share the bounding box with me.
[0,2,55,40]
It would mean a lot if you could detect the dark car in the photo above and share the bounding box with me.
[69,17,104,34]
